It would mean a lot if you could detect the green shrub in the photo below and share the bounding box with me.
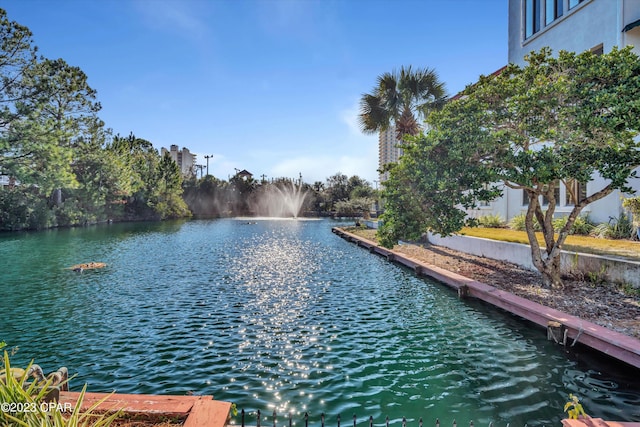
[622,197,640,240]
[622,196,640,224]
[1,351,120,427]
[552,214,595,235]
[476,214,505,228]
[591,213,635,239]
[509,213,541,231]
[620,282,640,297]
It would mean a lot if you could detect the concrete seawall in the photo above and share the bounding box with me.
[332,227,640,370]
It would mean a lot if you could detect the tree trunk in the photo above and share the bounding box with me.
[538,254,563,288]
[52,188,62,207]
[524,194,565,289]
[525,183,616,289]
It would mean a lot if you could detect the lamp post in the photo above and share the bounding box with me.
[204,155,213,176]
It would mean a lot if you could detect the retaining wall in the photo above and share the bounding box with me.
[425,232,640,288]
[332,227,640,370]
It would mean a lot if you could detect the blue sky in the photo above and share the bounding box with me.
[3,0,506,184]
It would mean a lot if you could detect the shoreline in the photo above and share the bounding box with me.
[333,226,640,370]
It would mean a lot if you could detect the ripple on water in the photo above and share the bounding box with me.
[1,219,640,425]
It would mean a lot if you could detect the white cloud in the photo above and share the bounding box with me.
[256,0,317,40]
[270,151,378,185]
[134,0,210,41]
[340,98,363,136]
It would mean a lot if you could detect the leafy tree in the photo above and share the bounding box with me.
[228,173,256,216]
[7,58,102,200]
[0,185,52,230]
[347,175,375,199]
[183,175,230,217]
[0,8,194,229]
[325,172,349,209]
[0,10,109,229]
[0,8,39,184]
[151,152,191,219]
[0,8,38,132]
[69,126,127,223]
[380,47,640,288]
[378,129,498,247]
[359,65,446,140]
[334,197,374,217]
[107,132,160,219]
[309,180,327,214]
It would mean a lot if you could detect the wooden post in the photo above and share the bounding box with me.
[547,321,566,345]
[458,285,469,299]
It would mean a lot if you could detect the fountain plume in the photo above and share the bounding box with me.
[252,181,308,218]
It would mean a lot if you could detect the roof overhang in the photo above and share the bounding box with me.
[623,18,640,32]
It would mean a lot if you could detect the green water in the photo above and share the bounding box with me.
[1,219,639,426]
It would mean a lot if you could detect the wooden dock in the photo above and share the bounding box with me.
[58,391,232,427]
[562,418,640,427]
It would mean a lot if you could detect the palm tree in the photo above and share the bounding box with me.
[359,66,446,140]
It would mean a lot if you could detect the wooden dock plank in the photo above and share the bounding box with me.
[59,392,231,427]
[183,397,232,427]
[60,391,199,415]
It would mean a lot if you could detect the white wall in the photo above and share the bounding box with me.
[509,0,618,65]
[427,231,640,287]
[479,0,640,225]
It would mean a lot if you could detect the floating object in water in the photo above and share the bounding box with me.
[68,262,107,272]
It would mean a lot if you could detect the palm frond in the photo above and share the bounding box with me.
[359,64,446,138]
[359,93,390,134]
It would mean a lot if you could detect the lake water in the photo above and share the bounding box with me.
[1,219,639,426]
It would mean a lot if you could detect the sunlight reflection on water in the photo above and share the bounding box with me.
[0,219,639,426]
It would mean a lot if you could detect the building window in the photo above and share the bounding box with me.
[590,44,604,55]
[569,0,585,9]
[545,0,563,25]
[525,0,542,39]
[523,190,530,206]
[565,180,587,206]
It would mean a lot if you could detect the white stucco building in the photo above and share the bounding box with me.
[472,0,640,224]
[161,145,196,177]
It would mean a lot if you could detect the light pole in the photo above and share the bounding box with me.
[204,155,213,176]
[195,164,204,179]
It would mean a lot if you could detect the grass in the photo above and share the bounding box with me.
[459,227,640,261]
[343,226,640,262]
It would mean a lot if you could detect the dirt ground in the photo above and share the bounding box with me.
[346,227,640,340]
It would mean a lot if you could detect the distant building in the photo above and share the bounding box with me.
[378,126,403,183]
[0,172,18,188]
[234,169,253,181]
[161,145,196,177]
